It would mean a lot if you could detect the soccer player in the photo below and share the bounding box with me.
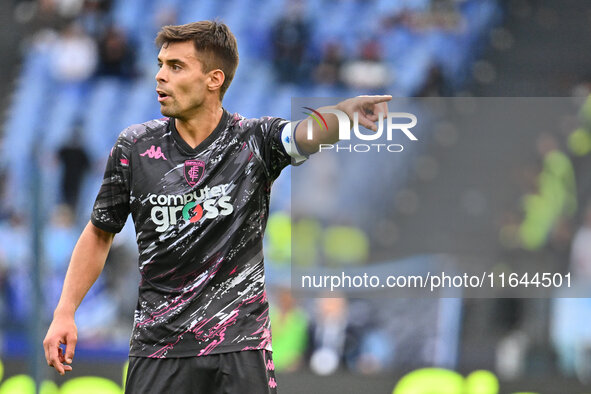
[43,20,390,393]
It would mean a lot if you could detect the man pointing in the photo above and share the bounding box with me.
[43,20,390,393]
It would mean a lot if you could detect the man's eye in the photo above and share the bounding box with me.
[172,64,181,71]
[157,63,163,68]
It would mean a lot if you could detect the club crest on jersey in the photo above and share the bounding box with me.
[184,160,205,187]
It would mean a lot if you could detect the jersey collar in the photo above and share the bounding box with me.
[169,109,229,156]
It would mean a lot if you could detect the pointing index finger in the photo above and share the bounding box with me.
[361,95,393,104]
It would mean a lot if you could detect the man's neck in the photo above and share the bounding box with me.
[175,105,223,149]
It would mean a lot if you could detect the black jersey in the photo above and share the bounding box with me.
[91,110,306,358]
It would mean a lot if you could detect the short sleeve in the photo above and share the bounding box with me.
[258,117,308,181]
[90,130,132,233]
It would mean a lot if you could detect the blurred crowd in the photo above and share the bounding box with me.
[17,0,138,82]
[0,0,509,378]
[506,91,591,384]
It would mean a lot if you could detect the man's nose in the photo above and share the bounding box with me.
[155,67,167,82]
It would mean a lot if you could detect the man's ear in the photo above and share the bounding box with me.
[208,69,225,93]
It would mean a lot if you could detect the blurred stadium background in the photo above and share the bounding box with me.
[1,0,591,393]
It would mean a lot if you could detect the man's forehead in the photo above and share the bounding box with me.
[158,41,199,61]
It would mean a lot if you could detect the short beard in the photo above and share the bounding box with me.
[159,105,177,118]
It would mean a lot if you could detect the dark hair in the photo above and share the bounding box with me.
[156,20,239,100]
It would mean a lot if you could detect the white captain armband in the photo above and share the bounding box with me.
[280,121,309,165]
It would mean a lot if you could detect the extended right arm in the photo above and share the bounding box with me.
[43,221,115,375]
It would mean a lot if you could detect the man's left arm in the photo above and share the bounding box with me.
[294,95,392,155]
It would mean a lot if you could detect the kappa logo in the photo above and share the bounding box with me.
[266,359,275,371]
[184,159,205,187]
[140,145,167,160]
[268,378,277,389]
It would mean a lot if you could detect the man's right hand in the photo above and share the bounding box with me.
[41,222,114,376]
[43,313,77,375]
